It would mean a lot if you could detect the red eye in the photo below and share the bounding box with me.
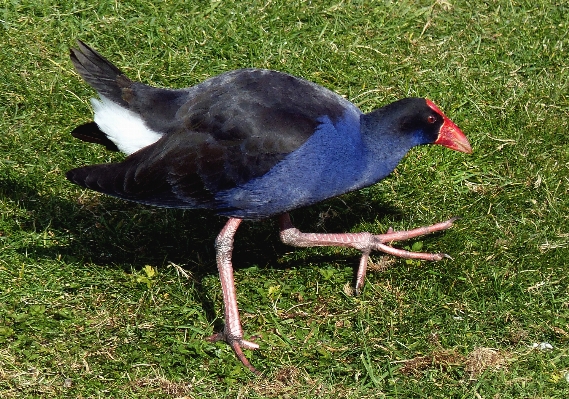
[427,115,436,124]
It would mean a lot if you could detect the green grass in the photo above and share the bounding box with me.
[1,0,568,397]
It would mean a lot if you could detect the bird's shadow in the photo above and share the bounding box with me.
[1,173,412,329]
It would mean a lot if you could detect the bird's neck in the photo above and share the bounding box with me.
[359,113,413,182]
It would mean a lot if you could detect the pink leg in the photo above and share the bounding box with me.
[206,218,261,375]
[279,214,458,294]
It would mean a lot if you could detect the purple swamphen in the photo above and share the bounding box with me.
[66,41,472,374]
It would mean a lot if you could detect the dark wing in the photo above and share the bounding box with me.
[168,69,357,185]
[67,131,219,209]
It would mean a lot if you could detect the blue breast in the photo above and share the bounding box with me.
[215,105,403,219]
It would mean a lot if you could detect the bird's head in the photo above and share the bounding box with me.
[365,97,472,154]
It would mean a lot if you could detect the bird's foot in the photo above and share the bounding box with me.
[279,214,460,295]
[206,331,261,375]
[353,217,458,294]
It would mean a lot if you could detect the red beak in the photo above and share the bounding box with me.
[427,99,472,154]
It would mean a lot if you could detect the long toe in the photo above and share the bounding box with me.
[375,218,458,243]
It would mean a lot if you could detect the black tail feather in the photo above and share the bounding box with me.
[70,40,131,106]
[70,122,119,152]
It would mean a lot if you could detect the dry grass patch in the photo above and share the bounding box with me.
[367,256,397,273]
[399,347,510,379]
[464,347,509,379]
[399,349,464,376]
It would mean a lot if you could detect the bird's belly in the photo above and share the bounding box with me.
[216,170,366,219]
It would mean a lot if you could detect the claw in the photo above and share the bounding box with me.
[230,340,261,375]
[206,331,261,375]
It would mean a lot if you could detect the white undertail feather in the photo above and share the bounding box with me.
[91,95,163,155]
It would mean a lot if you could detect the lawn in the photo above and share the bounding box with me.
[1,0,568,397]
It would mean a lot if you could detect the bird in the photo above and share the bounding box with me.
[66,40,472,374]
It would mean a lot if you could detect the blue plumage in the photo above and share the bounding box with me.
[216,107,406,218]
